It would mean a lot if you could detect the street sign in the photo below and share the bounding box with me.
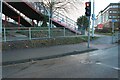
[92,14,96,20]
[112,19,117,22]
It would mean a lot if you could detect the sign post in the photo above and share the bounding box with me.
[111,19,117,43]
[92,0,95,38]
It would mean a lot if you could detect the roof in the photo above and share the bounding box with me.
[102,3,120,13]
[96,3,120,17]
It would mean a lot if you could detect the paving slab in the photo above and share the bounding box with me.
[2,43,97,65]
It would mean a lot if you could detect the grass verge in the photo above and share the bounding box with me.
[95,32,112,36]
[2,36,99,51]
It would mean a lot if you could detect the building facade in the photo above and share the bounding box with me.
[95,3,120,30]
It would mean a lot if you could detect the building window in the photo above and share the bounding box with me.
[111,5,118,8]
[118,16,120,18]
[112,19,118,22]
[113,16,117,18]
[109,10,118,13]
[109,16,112,18]
[109,16,118,18]
[113,11,117,13]
[110,11,112,13]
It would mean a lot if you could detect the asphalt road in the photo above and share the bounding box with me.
[2,44,119,78]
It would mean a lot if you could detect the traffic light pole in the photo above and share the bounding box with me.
[88,16,90,48]
[85,1,91,48]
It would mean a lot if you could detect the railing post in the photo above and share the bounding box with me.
[48,27,51,38]
[18,16,20,28]
[64,28,66,37]
[29,28,32,40]
[76,31,77,36]
[57,12,59,20]
[74,23,76,30]
[112,22,115,43]
[66,16,67,26]
[50,20,52,28]
[4,27,6,42]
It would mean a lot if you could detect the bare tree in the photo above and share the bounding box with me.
[41,0,83,18]
[34,0,84,27]
[38,0,83,28]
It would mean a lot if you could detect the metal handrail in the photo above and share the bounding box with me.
[53,12,77,27]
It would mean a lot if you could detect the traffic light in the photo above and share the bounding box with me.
[85,2,91,16]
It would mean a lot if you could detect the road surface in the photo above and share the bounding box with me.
[2,44,119,78]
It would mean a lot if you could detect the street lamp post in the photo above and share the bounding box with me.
[92,0,95,38]
[0,1,2,79]
[0,0,2,35]
[85,0,91,48]
[46,9,51,38]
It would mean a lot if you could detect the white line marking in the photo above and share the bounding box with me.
[96,62,120,70]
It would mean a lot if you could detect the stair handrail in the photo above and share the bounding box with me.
[52,11,78,30]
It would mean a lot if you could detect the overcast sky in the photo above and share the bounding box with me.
[2,0,120,22]
[67,0,120,21]
[95,0,120,14]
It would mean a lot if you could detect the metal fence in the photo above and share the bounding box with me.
[2,27,81,42]
[112,32,120,43]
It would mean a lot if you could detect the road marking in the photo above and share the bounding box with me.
[90,53,98,56]
[96,62,120,70]
[70,55,77,57]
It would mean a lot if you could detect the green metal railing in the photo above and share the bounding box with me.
[2,27,80,42]
[2,1,82,42]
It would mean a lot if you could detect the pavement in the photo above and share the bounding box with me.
[10,32,27,38]
[2,34,117,66]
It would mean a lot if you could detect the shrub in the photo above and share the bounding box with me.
[95,27,112,33]
[2,36,99,51]
[2,36,98,51]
